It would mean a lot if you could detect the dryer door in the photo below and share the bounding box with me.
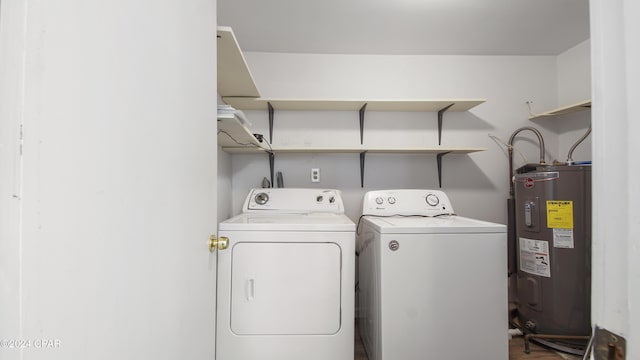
[230,242,341,335]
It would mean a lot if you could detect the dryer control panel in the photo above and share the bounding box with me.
[243,188,345,213]
[362,189,454,216]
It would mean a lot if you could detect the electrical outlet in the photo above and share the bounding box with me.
[311,168,320,182]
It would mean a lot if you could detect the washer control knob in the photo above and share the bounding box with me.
[375,197,384,205]
[254,192,269,205]
[387,197,396,205]
[425,194,439,207]
[316,195,324,202]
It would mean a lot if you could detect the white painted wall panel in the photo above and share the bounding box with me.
[1,1,219,359]
[558,40,592,106]
[591,0,639,357]
[0,0,28,347]
[553,40,592,164]
[218,149,233,222]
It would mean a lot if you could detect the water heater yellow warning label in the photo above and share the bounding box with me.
[546,201,574,229]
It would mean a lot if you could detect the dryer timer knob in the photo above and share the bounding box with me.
[254,192,269,205]
[425,194,439,206]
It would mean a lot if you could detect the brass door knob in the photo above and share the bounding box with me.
[209,235,229,252]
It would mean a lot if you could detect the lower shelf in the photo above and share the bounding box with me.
[220,146,485,188]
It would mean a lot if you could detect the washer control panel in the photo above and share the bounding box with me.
[362,189,454,216]
[244,188,344,213]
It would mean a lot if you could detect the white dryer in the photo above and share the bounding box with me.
[357,189,508,360]
[217,188,355,360]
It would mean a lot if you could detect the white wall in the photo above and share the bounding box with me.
[558,40,592,105]
[530,40,592,165]
[218,149,233,222]
[228,53,566,223]
[0,0,27,345]
[0,1,219,359]
[218,96,234,223]
[591,0,639,357]
[555,40,592,163]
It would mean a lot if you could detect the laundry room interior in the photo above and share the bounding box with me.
[1,1,637,360]
[217,0,593,358]
[216,38,592,224]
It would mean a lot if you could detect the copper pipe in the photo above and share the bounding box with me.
[523,333,591,354]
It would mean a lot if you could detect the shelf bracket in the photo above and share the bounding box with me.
[437,103,455,145]
[268,102,274,143]
[359,103,368,145]
[360,151,367,188]
[268,151,275,187]
[436,151,452,188]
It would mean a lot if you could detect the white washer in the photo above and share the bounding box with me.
[217,188,355,360]
[357,189,508,360]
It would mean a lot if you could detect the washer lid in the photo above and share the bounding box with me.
[220,213,355,232]
[362,215,506,234]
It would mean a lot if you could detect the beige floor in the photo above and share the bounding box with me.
[354,321,582,360]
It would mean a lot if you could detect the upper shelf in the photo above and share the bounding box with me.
[221,145,485,154]
[528,100,591,120]
[222,97,485,112]
[217,26,260,97]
